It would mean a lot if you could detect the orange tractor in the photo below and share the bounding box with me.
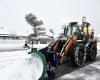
[39,19,97,79]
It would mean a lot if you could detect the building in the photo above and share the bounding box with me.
[0,27,27,40]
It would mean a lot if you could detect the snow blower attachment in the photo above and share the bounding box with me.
[28,17,97,80]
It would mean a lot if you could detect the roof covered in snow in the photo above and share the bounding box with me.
[0,27,12,35]
[45,30,54,37]
[0,27,28,37]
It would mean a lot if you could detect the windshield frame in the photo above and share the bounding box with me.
[64,24,80,36]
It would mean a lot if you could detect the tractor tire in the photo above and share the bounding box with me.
[70,43,85,67]
[47,70,56,80]
[86,43,97,61]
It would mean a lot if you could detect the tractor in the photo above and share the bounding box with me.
[26,17,97,80]
[38,19,97,80]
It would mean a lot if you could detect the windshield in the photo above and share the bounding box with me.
[64,25,78,36]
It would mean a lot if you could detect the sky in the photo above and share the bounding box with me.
[0,0,100,36]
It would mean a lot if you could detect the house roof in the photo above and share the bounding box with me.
[0,27,17,37]
[0,27,11,34]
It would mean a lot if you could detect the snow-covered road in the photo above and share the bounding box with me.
[57,43,100,80]
[0,42,100,80]
[0,50,43,80]
[0,40,25,52]
[57,52,100,80]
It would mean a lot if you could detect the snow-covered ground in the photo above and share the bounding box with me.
[0,40,25,51]
[57,42,100,80]
[0,42,100,80]
[0,39,46,80]
[97,42,100,50]
[58,53,100,80]
[0,50,43,80]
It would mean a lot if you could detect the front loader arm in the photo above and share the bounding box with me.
[50,37,61,52]
[60,36,77,61]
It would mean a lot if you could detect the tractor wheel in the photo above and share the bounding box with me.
[47,62,56,80]
[70,43,85,67]
[86,43,97,61]
[47,70,56,80]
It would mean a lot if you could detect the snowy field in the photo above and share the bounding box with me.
[0,40,25,51]
[0,42,100,80]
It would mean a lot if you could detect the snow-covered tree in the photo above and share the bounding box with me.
[25,13,55,44]
[49,29,54,35]
[25,13,44,37]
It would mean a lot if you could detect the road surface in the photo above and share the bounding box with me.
[0,43,100,80]
[57,50,100,80]
[57,42,100,80]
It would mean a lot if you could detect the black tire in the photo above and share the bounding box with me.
[47,70,56,80]
[47,62,56,80]
[70,43,85,67]
[86,43,97,61]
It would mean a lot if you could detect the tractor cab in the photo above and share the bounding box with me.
[64,22,81,38]
[64,21,94,41]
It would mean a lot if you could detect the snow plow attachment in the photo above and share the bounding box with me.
[28,51,46,80]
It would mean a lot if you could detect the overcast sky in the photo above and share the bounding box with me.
[0,0,100,36]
